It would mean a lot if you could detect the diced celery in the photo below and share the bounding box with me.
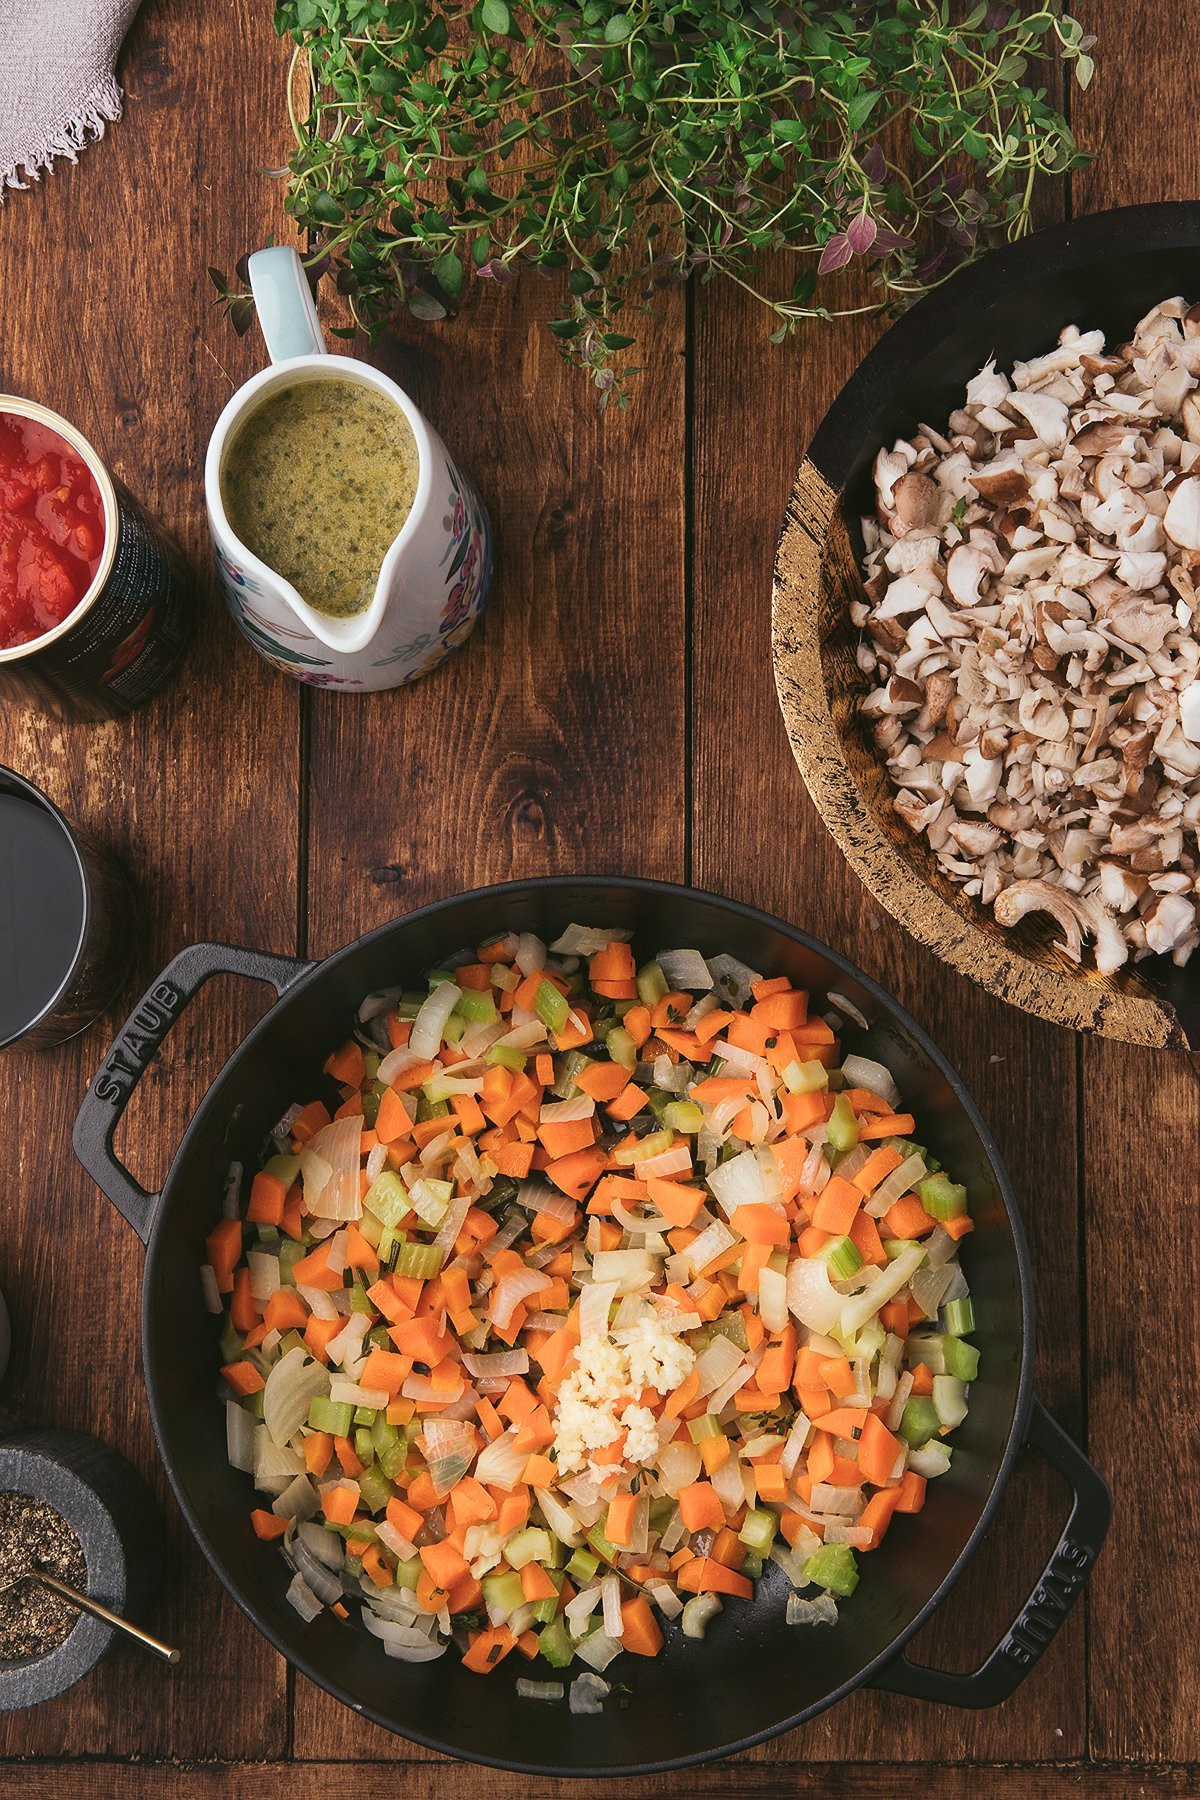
[587,1524,617,1564]
[442,1012,467,1045]
[636,961,669,1006]
[884,1238,927,1263]
[537,1616,575,1668]
[907,1334,946,1375]
[354,1427,375,1462]
[553,1050,592,1098]
[534,980,570,1037]
[415,1092,451,1122]
[687,1413,723,1445]
[803,1543,859,1597]
[663,1100,704,1134]
[396,991,429,1020]
[218,1317,243,1363]
[358,1464,395,1514]
[485,1043,527,1072]
[607,1026,637,1068]
[481,1569,525,1618]
[899,1395,942,1448]
[942,1337,980,1382]
[565,1547,600,1584]
[244,1388,264,1420]
[363,1050,381,1081]
[264,1152,302,1187]
[365,1171,412,1231]
[741,1550,764,1579]
[529,1595,559,1626]
[277,1239,306,1284]
[942,1296,975,1338]
[394,1554,423,1592]
[456,989,497,1023]
[392,1240,445,1281]
[782,1059,829,1094]
[616,1128,672,1166]
[371,1414,399,1462]
[918,1174,968,1221]
[410,1176,453,1226]
[308,1395,354,1437]
[825,1093,860,1154]
[932,1374,968,1430]
[350,1281,376,1316]
[427,970,455,988]
[738,1508,777,1556]
[820,1235,863,1280]
[503,1527,552,1570]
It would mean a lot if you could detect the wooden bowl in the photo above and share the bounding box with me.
[773,202,1200,1051]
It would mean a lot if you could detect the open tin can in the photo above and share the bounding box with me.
[0,397,194,721]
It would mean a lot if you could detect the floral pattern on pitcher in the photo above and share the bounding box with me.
[371,460,492,675]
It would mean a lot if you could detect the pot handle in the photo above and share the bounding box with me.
[869,1396,1111,1709]
[72,942,313,1245]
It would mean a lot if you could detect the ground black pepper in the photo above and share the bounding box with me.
[0,1490,86,1659]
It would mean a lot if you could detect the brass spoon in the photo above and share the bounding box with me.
[9,1565,180,1664]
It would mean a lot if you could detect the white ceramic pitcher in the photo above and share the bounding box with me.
[204,247,492,690]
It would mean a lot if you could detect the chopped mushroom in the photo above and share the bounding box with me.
[860,298,1200,970]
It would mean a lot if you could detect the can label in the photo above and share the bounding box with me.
[0,481,194,721]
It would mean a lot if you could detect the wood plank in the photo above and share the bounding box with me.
[293,259,687,1757]
[1068,0,1200,1765]
[6,1762,1194,1799]
[689,255,1084,1758]
[0,0,293,1758]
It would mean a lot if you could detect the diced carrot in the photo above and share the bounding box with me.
[606,1492,638,1547]
[496,1490,531,1536]
[817,1355,855,1398]
[574,1061,630,1102]
[462,1625,517,1674]
[230,1265,257,1333]
[730,1202,790,1246]
[221,1360,263,1397]
[420,1538,470,1589]
[808,1432,835,1486]
[303,1431,334,1478]
[205,1218,243,1294]
[910,1362,934,1396]
[858,1413,904,1487]
[893,1471,927,1514]
[343,1222,379,1274]
[247,1171,287,1226]
[324,1039,366,1087]
[388,1315,455,1366]
[544,1146,608,1201]
[304,1315,343,1363]
[250,1508,290,1541]
[619,1593,664,1656]
[678,1482,725,1534]
[522,1453,557,1489]
[880,1298,910,1337]
[676,1558,754,1600]
[322,1483,360,1526]
[291,1241,344,1292]
[752,1463,789,1504]
[537,1116,597,1160]
[291,1100,332,1144]
[375,1086,414,1146]
[849,1207,887,1267]
[812,1175,861,1237]
[883,1195,936,1240]
[263,1288,308,1334]
[756,1326,797,1396]
[851,1145,905,1196]
[360,1349,413,1396]
[858,1488,902,1550]
[701,1435,730,1475]
[751,990,808,1030]
[859,1112,916,1141]
[606,1083,648,1123]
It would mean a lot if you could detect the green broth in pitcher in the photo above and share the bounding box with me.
[221,377,420,617]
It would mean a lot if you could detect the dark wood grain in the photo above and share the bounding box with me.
[0,0,1192,1789]
[0,0,294,1760]
[11,1762,1200,1799]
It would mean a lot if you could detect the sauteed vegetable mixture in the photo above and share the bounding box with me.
[206,926,978,1697]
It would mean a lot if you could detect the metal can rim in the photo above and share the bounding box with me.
[0,764,90,1050]
[0,396,121,664]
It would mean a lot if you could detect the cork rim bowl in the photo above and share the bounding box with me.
[773,201,1200,1052]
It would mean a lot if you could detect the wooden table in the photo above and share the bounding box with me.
[0,3,1192,1793]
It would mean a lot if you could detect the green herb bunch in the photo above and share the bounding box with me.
[230,1,1095,402]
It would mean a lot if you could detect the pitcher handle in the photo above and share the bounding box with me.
[247,247,327,362]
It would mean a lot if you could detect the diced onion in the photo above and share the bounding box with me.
[409,982,462,1059]
[263,1345,330,1447]
[516,1182,578,1225]
[200,1265,222,1314]
[462,1349,529,1379]
[514,933,546,977]
[302,1115,364,1222]
[579,1279,619,1340]
[601,1574,623,1639]
[865,1152,927,1217]
[841,1053,901,1109]
[550,924,631,956]
[786,1257,843,1334]
[378,1043,422,1086]
[492,1268,552,1330]
[362,1610,448,1660]
[787,1592,838,1627]
[706,1149,766,1215]
[693,1334,743,1397]
[657,948,714,991]
[681,1593,722,1639]
[759,1266,789,1334]
[538,1095,595,1123]
[474,1427,529,1489]
[248,1249,281,1302]
[706,953,761,1008]
[226,1401,256,1474]
[285,1571,324,1623]
[517,1678,565,1702]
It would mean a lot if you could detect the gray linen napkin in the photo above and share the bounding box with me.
[0,0,141,195]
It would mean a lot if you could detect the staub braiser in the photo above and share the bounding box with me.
[72,879,1111,1776]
